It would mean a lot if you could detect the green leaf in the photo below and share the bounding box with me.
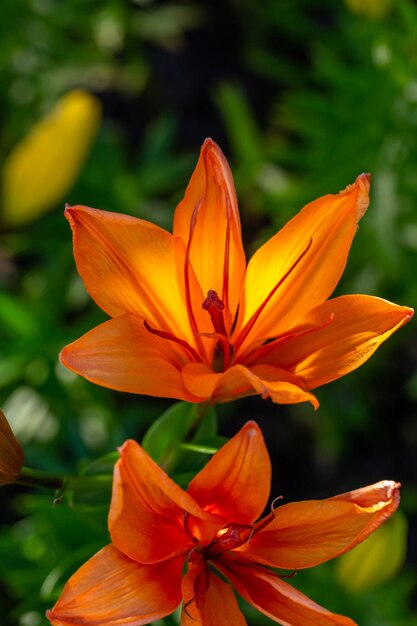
[141,402,217,472]
[79,451,119,476]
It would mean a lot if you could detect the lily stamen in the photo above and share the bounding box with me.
[143,320,202,362]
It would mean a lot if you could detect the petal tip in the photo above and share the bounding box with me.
[356,172,371,190]
[242,420,261,438]
[201,138,227,172]
[385,479,401,501]
[355,173,371,221]
[201,137,219,152]
[340,173,371,221]
[59,345,70,367]
[64,204,74,223]
[117,439,137,456]
[311,395,320,411]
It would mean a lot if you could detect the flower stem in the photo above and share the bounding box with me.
[185,401,212,443]
[16,467,65,491]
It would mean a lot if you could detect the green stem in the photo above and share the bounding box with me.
[16,467,65,490]
[15,468,113,494]
[185,401,211,443]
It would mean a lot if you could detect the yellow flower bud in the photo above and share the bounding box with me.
[0,410,24,486]
[344,0,392,19]
[336,509,408,592]
[2,90,101,227]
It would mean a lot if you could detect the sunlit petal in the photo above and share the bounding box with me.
[234,174,370,353]
[238,480,400,569]
[109,439,220,564]
[60,313,203,401]
[217,557,357,626]
[47,545,183,626]
[65,204,194,343]
[187,421,271,523]
[253,295,413,389]
[173,139,246,328]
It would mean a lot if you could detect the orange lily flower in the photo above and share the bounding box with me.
[0,410,24,486]
[47,421,400,626]
[60,139,413,407]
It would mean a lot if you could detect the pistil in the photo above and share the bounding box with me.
[202,290,232,371]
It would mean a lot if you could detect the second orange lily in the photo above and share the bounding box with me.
[47,421,400,626]
[61,139,413,406]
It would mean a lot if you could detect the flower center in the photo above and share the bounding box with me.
[201,290,233,372]
[202,290,227,336]
[197,523,253,562]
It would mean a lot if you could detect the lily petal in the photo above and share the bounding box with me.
[60,313,203,401]
[181,563,247,626]
[47,545,183,626]
[237,480,400,569]
[217,557,357,626]
[187,421,271,523]
[109,439,221,564]
[253,295,413,389]
[173,139,246,328]
[182,362,318,407]
[328,480,401,539]
[234,174,370,353]
[65,205,194,343]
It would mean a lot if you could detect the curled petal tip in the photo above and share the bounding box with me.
[340,173,371,221]
[355,173,371,221]
[117,439,136,456]
[64,204,76,222]
[357,172,371,189]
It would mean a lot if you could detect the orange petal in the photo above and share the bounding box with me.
[0,410,24,486]
[237,480,400,569]
[253,295,413,389]
[217,556,357,626]
[182,362,318,407]
[46,545,183,625]
[187,421,271,523]
[109,439,221,564]
[233,174,370,353]
[173,139,246,328]
[65,205,194,344]
[328,480,401,539]
[61,313,203,401]
[181,562,247,626]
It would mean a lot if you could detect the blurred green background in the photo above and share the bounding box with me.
[1,0,417,624]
